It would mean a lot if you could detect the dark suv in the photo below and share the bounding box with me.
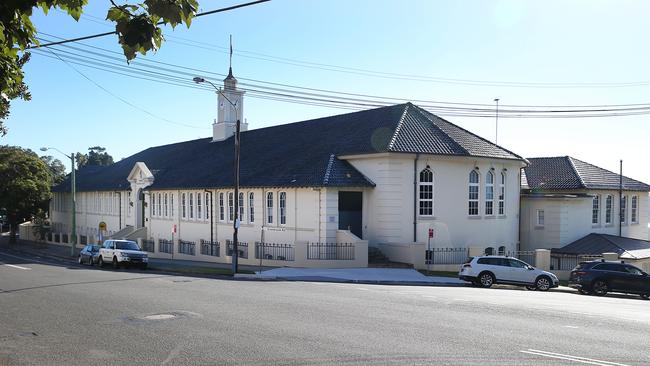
[569,260,650,299]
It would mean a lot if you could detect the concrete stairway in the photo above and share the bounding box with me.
[368,247,413,268]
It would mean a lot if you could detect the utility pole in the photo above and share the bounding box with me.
[619,160,623,237]
[494,98,500,145]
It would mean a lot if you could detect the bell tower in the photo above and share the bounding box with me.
[213,37,247,142]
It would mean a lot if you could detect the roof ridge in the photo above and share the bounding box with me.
[598,233,628,253]
[322,153,336,186]
[406,104,470,155]
[569,156,650,188]
[387,104,411,151]
[566,156,587,189]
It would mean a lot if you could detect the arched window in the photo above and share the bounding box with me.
[249,192,255,223]
[468,170,480,216]
[157,193,161,217]
[592,195,600,224]
[498,246,506,255]
[498,172,506,215]
[189,193,194,219]
[219,193,224,221]
[204,192,210,220]
[621,195,627,224]
[279,192,287,225]
[151,193,156,217]
[485,171,494,215]
[632,195,638,224]
[418,168,434,216]
[228,192,234,221]
[267,192,274,224]
[484,247,494,256]
[239,192,245,222]
[197,192,202,219]
[605,195,613,224]
[181,193,186,219]
[170,194,174,217]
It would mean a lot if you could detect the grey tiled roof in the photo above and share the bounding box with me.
[523,156,650,191]
[54,103,524,192]
[553,233,650,256]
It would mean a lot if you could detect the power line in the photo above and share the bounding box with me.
[30,0,271,49]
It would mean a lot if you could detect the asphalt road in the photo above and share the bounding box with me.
[1,248,649,365]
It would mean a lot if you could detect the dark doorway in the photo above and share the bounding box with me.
[338,191,362,239]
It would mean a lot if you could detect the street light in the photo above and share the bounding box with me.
[194,76,241,275]
[41,147,77,257]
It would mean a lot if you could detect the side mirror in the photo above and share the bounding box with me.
[527,266,534,270]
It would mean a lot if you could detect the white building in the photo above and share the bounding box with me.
[49,69,527,268]
[520,156,650,251]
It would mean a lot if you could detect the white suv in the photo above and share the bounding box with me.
[458,256,559,291]
[98,240,148,269]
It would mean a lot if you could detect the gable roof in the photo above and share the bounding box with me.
[553,233,650,259]
[54,103,525,192]
[522,156,650,192]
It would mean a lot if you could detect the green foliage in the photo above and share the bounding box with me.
[0,0,198,136]
[40,155,66,184]
[76,146,114,168]
[0,145,52,242]
[31,209,51,241]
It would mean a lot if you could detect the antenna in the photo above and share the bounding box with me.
[494,98,500,145]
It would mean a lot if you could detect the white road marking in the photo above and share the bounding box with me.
[521,349,631,366]
[1,263,31,270]
[0,251,49,265]
[563,325,580,329]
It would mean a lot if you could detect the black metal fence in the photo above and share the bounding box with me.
[142,239,155,253]
[226,240,248,259]
[507,251,536,266]
[425,247,469,265]
[200,240,220,257]
[178,240,196,256]
[159,239,173,254]
[80,235,88,245]
[62,233,68,243]
[550,254,602,271]
[255,242,295,261]
[47,232,53,242]
[54,233,60,242]
[307,242,355,260]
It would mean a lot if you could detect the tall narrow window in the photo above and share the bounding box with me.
[605,195,612,224]
[181,193,186,219]
[197,192,202,219]
[151,194,156,217]
[228,192,234,221]
[164,193,168,217]
[189,193,194,219]
[621,195,627,224]
[219,193,225,221]
[239,192,245,222]
[498,172,505,216]
[279,192,287,225]
[485,171,494,216]
[536,209,545,226]
[592,195,600,224]
[170,194,174,217]
[249,192,255,223]
[468,170,479,216]
[418,168,434,216]
[157,193,162,217]
[632,195,638,224]
[267,192,274,224]
[205,193,210,220]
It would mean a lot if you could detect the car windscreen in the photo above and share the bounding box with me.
[115,241,140,251]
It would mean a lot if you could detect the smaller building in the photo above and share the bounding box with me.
[552,233,650,272]
[520,156,650,251]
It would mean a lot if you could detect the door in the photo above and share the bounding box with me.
[505,258,536,284]
[338,191,363,239]
[136,189,145,228]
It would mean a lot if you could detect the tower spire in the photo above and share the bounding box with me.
[228,34,233,78]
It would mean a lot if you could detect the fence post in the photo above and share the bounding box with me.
[534,249,551,271]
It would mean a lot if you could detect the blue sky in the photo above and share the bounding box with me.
[4,0,650,183]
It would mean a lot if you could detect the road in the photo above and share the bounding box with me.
[1,248,649,365]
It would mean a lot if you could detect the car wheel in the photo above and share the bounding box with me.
[578,289,589,295]
[535,276,552,292]
[98,256,104,268]
[78,255,83,265]
[525,285,537,291]
[641,294,649,300]
[478,272,495,288]
[112,257,119,270]
[592,280,608,296]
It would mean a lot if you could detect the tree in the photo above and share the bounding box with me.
[0,146,51,243]
[40,155,66,184]
[76,146,114,168]
[1,0,199,136]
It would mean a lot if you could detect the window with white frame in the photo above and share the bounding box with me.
[189,193,194,219]
[219,193,224,221]
[621,195,627,224]
[157,193,161,217]
[205,192,210,220]
[536,209,545,226]
[267,192,274,224]
[418,168,434,216]
[170,193,174,217]
[498,172,505,216]
[181,193,187,219]
[228,192,234,221]
[632,195,638,224]
[151,193,156,217]
[605,195,613,224]
[485,171,494,215]
[468,170,480,216]
[592,195,600,224]
[239,192,245,222]
[197,192,202,219]
[249,192,255,223]
[127,191,132,216]
[164,193,168,217]
[279,192,287,225]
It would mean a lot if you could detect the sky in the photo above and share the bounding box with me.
[4,0,650,183]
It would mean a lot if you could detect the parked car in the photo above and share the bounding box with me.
[98,239,148,269]
[78,244,100,265]
[459,256,559,291]
[569,260,650,299]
